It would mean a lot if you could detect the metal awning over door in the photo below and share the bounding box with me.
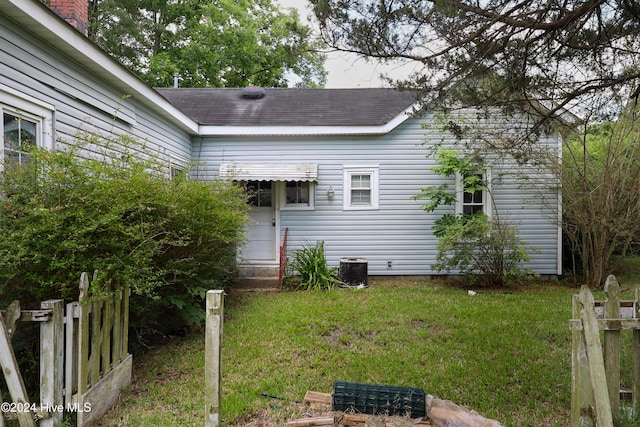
[219,162,318,182]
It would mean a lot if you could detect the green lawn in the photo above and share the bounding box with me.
[98,279,585,426]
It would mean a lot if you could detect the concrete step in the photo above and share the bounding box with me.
[236,265,281,291]
[238,265,279,278]
[236,276,281,289]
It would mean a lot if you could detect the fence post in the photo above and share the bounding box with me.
[122,283,130,361]
[633,285,640,415]
[579,285,614,427]
[571,293,594,426]
[205,290,224,427]
[77,272,90,399]
[604,276,621,422]
[64,302,77,407]
[102,282,112,373]
[0,307,35,427]
[40,299,64,427]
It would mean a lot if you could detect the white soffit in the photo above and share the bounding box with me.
[219,163,318,181]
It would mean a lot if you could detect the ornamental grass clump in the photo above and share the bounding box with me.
[287,240,342,291]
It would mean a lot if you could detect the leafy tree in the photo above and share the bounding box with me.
[560,106,640,286]
[310,0,640,128]
[414,148,530,286]
[85,0,326,88]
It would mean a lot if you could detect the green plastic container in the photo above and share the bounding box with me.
[332,381,426,418]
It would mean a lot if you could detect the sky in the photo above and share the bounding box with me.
[277,0,417,88]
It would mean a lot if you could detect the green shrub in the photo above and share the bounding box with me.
[0,135,249,337]
[286,241,342,291]
[433,214,529,286]
[414,148,530,287]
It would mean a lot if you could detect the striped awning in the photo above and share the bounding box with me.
[218,162,318,181]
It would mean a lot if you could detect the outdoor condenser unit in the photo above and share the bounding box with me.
[339,258,368,287]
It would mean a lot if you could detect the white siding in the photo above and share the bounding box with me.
[0,17,192,168]
[193,115,561,276]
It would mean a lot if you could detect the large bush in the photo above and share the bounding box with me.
[0,136,248,336]
[414,148,529,286]
[433,214,529,286]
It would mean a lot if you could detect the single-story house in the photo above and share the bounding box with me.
[156,87,562,282]
[1,0,562,284]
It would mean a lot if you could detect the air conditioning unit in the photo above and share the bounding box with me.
[339,258,368,288]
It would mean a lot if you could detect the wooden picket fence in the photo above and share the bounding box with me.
[0,271,131,427]
[571,275,640,426]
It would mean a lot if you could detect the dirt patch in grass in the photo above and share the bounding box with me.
[322,326,345,345]
[322,326,378,345]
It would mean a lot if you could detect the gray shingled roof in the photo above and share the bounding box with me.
[155,88,418,126]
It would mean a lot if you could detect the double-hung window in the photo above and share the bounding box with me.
[1,85,53,168]
[343,166,379,210]
[3,112,38,166]
[456,170,491,216]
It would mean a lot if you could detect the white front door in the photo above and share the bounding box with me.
[241,181,276,262]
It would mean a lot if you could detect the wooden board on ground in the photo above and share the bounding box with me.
[287,416,334,426]
[288,413,431,426]
[341,413,431,426]
[304,391,332,405]
[342,413,367,426]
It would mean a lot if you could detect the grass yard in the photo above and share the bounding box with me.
[98,279,585,426]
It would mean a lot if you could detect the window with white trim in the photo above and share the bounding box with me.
[456,170,492,216]
[170,165,185,180]
[3,112,38,166]
[169,157,187,180]
[281,181,315,210]
[1,86,53,168]
[343,166,379,210]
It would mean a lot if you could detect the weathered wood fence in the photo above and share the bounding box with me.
[0,271,131,427]
[571,275,640,426]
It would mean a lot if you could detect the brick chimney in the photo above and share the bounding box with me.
[50,0,89,36]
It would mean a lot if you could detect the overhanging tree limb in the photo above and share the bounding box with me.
[311,0,640,136]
